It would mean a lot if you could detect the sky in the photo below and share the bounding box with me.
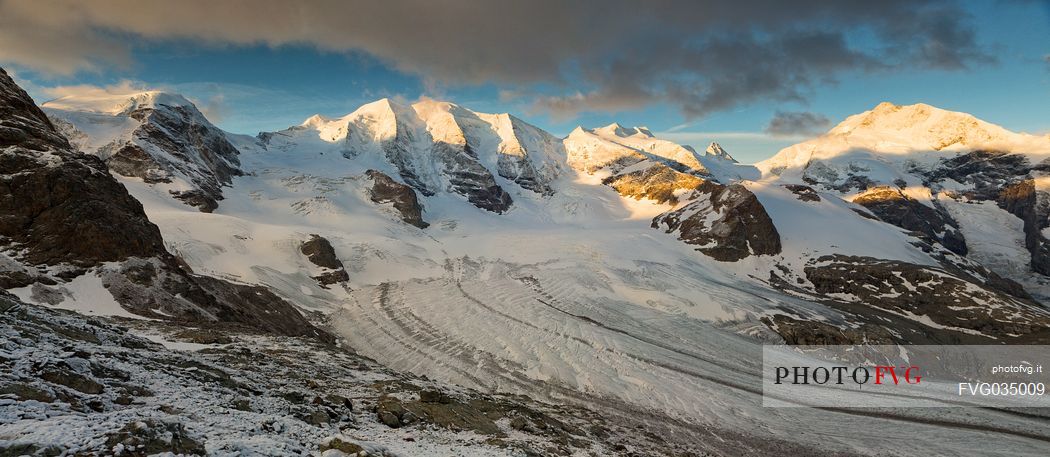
[1,0,1048,164]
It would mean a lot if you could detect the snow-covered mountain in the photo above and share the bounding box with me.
[254,98,565,214]
[10,73,1050,455]
[705,141,736,162]
[44,90,242,212]
[0,70,327,340]
[759,101,1050,302]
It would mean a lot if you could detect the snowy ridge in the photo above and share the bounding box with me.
[262,98,568,211]
[759,101,1050,179]
[564,122,710,175]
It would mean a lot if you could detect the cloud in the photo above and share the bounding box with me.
[764,111,833,137]
[0,0,991,119]
[38,80,146,101]
[194,93,229,123]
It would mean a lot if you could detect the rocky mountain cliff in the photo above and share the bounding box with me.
[0,68,326,341]
[45,91,242,212]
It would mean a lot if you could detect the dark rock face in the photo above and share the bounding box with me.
[0,67,331,342]
[853,186,967,255]
[433,141,513,213]
[787,255,1050,343]
[169,189,218,213]
[300,234,349,287]
[784,184,821,202]
[0,79,69,151]
[192,275,335,342]
[601,162,705,205]
[923,150,1034,200]
[95,258,333,341]
[497,156,550,195]
[301,235,342,270]
[0,68,168,267]
[919,150,1050,276]
[366,169,429,228]
[0,150,169,266]
[653,181,781,261]
[997,179,1050,275]
[104,143,171,184]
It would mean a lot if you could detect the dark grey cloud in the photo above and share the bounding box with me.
[0,0,991,119]
[764,111,833,137]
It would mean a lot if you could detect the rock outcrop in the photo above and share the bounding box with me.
[997,179,1050,275]
[0,68,167,267]
[768,255,1050,344]
[300,234,350,287]
[602,162,705,205]
[853,186,967,255]
[784,184,821,202]
[652,182,781,261]
[0,67,328,342]
[366,169,429,228]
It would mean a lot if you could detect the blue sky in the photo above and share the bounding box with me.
[3,1,1048,163]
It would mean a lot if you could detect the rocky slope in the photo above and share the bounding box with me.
[653,181,781,261]
[0,67,325,341]
[759,102,1050,290]
[365,169,429,228]
[2,295,720,456]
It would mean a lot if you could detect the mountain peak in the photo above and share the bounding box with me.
[300,114,332,128]
[359,97,397,112]
[705,142,737,162]
[44,90,195,116]
[595,123,653,138]
[824,101,1030,152]
[759,102,1050,177]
